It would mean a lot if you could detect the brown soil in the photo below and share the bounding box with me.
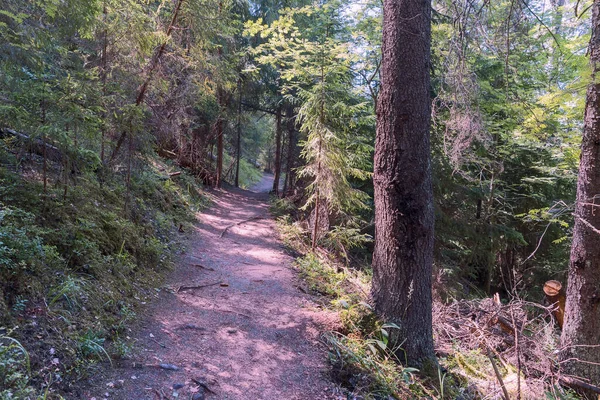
[78,174,342,400]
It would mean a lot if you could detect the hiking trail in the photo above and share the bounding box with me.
[81,174,341,400]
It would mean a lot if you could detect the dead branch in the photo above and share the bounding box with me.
[559,376,600,395]
[110,0,186,161]
[486,347,510,400]
[219,215,266,238]
[1,128,63,162]
[177,281,222,293]
[192,264,215,271]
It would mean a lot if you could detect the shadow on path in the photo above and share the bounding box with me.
[80,174,340,400]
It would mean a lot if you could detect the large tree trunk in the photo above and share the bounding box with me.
[561,1,600,386]
[272,106,282,195]
[371,0,435,366]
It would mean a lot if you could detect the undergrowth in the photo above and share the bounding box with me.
[274,198,583,399]
[0,152,207,398]
[273,202,448,399]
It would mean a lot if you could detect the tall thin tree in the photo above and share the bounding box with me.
[272,105,282,195]
[371,0,435,366]
[560,0,600,386]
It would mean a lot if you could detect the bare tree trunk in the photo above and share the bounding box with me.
[125,127,133,215]
[283,104,296,195]
[272,106,282,195]
[235,79,242,187]
[215,112,224,188]
[100,0,108,163]
[371,0,435,366]
[41,100,47,194]
[561,0,600,387]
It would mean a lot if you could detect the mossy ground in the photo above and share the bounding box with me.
[0,151,210,399]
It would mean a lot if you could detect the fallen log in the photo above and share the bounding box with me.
[0,128,63,162]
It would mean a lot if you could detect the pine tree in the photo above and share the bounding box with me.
[371,0,435,366]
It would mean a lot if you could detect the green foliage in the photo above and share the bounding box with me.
[0,333,35,399]
[247,2,373,242]
[295,254,345,297]
[326,331,423,399]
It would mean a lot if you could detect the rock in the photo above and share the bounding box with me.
[159,363,180,371]
[173,383,185,390]
[192,388,205,400]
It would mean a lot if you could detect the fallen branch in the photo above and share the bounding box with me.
[219,215,266,238]
[559,376,600,395]
[486,347,510,400]
[1,128,62,162]
[150,337,166,348]
[145,363,180,371]
[192,264,215,271]
[177,281,222,293]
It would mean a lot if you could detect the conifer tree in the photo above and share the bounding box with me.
[371,0,435,366]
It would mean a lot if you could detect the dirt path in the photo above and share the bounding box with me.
[81,175,340,400]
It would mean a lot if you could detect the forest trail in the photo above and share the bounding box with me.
[82,174,340,400]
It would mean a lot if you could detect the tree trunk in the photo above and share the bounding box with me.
[100,0,108,163]
[272,106,282,195]
[283,104,296,195]
[215,104,224,188]
[561,1,600,386]
[371,0,435,366]
[235,80,242,187]
[41,100,47,194]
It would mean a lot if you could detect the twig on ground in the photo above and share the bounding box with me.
[177,281,222,293]
[192,264,215,271]
[219,215,266,237]
[150,337,166,348]
[486,347,510,400]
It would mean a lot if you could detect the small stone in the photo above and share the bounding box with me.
[226,328,237,334]
[192,389,205,400]
[159,363,180,371]
[173,383,185,390]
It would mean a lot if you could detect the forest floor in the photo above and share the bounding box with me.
[78,174,342,400]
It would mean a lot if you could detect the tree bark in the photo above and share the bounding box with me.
[561,0,600,386]
[283,103,296,195]
[215,100,224,188]
[371,0,435,366]
[272,106,282,195]
[235,80,242,188]
[100,0,108,163]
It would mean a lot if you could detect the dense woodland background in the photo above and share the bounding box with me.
[0,0,598,398]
